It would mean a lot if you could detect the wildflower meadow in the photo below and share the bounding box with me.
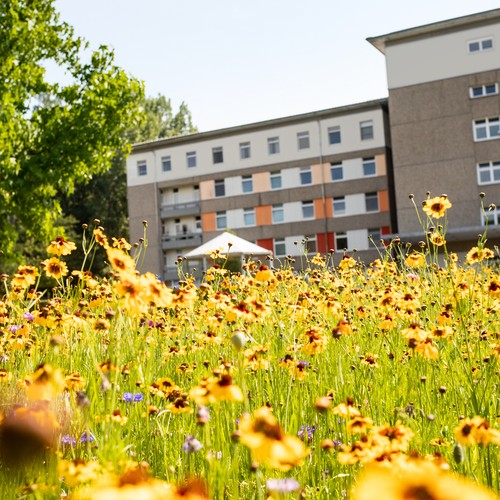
[1,194,500,499]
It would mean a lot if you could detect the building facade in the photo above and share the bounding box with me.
[127,8,500,281]
[127,100,394,281]
[368,8,500,249]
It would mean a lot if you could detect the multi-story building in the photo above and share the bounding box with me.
[127,100,395,281]
[127,8,500,281]
[368,8,500,251]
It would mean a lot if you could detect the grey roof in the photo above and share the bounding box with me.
[368,8,500,54]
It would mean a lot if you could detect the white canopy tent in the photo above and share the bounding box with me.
[184,231,272,275]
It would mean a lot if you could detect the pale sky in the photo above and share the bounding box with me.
[54,1,500,132]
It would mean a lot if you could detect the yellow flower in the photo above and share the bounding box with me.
[188,374,244,405]
[429,232,446,246]
[454,416,500,446]
[106,247,136,275]
[41,257,69,279]
[46,236,77,256]
[332,398,361,418]
[94,227,109,249]
[11,265,39,288]
[112,237,132,251]
[346,416,374,434]
[466,246,494,265]
[405,252,425,268]
[352,460,496,500]
[339,256,356,270]
[239,406,309,471]
[255,264,274,282]
[25,364,66,401]
[422,195,452,219]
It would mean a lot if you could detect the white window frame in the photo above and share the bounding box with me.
[362,157,376,177]
[330,162,343,182]
[214,179,225,197]
[270,170,282,190]
[274,238,286,257]
[470,83,499,98]
[365,192,379,213]
[186,151,197,168]
[468,37,494,53]
[161,156,171,172]
[477,160,500,185]
[240,142,251,159]
[243,208,255,226]
[482,207,500,226]
[360,120,374,140]
[335,232,348,252]
[302,200,315,220]
[474,117,500,141]
[333,196,346,216]
[297,131,310,150]
[212,147,224,164]
[216,211,227,230]
[137,160,147,176]
[272,204,284,224]
[328,126,341,145]
[268,137,280,155]
[242,175,253,193]
[300,166,312,185]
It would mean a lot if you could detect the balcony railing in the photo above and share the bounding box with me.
[161,232,202,250]
[160,201,200,218]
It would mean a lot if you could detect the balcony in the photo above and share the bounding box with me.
[162,232,202,250]
[160,201,200,218]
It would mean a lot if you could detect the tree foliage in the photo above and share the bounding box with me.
[0,0,144,262]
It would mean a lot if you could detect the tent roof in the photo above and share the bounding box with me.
[184,232,272,259]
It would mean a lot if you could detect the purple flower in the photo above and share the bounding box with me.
[123,392,144,402]
[61,434,77,446]
[8,325,21,333]
[266,478,300,493]
[297,425,316,443]
[23,312,35,321]
[80,431,95,443]
[182,434,203,453]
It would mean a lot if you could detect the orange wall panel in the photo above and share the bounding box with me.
[375,154,386,176]
[256,205,272,226]
[199,180,214,200]
[314,199,326,219]
[202,213,216,232]
[257,239,274,252]
[379,190,389,212]
[254,172,269,192]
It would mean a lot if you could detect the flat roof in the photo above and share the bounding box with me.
[132,98,388,152]
[368,8,500,54]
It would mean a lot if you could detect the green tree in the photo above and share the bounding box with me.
[0,0,144,267]
[57,95,197,275]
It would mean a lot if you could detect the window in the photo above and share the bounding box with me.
[302,200,315,219]
[333,196,346,215]
[243,208,255,226]
[212,147,223,164]
[477,160,500,184]
[474,118,500,141]
[360,120,374,140]
[297,131,310,150]
[137,160,147,176]
[335,232,348,252]
[242,175,253,193]
[304,236,317,254]
[272,204,284,223]
[270,170,282,189]
[186,152,197,168]
[482,207,500,226]
[274,238,286,257]
[300,166,312,185]
[240,142,251,159]
[368,228,382,248]
[365,192,379,213]
[470,83,499,98]
[468,37,494,53]
[214,179,225,197]
[268,137,280,155]
[161,156,171,172]
[330,162,343,181]
[362,157,376,177]
[216,211,227,230]
[195,216,202,232]
[328,126,341,145]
